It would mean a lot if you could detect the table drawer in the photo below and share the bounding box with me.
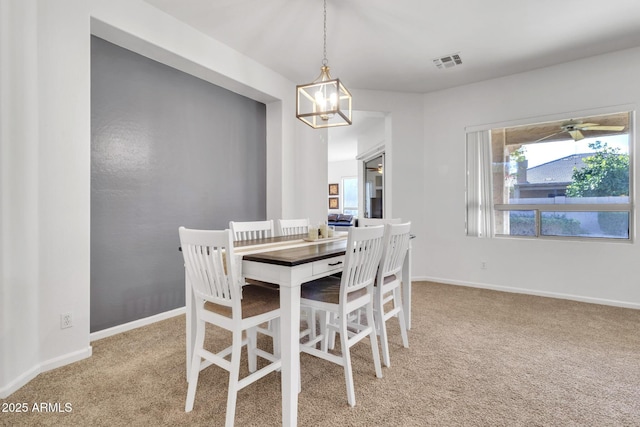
[312,256,345,275]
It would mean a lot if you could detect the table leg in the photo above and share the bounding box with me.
[402,242,412,330]
[279,285,301,427]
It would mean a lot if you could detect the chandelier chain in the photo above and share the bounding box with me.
[322,0,328,66]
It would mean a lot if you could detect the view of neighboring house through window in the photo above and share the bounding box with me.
[342,177,358,216]
[467,110,633,240]
[493,111,632,239]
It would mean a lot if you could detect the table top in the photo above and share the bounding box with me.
[239,235,347,267]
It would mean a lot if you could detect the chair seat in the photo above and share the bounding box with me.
[300,276,367,305]
[204,285,280,319]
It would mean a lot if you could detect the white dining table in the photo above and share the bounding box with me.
[184,231,413,427]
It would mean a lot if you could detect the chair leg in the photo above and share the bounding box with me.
[319,310,329,352]
[377,298,391,368]
[298,349,302,394]
[366,302,383,379]
[340,315,356,407]
[272,318,282,373]
[301,307,316,341]
[328,312,337,350]
[225,329,243,427]
[395,288,409,348]
[272,318,281,359]
[308,307,316,341]
[247,326,257,373]
[185,320,206,412]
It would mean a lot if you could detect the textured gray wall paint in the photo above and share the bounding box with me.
[90,36,266,332]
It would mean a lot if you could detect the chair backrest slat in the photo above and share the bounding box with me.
[278,218,310,236]
[230,220,274,241]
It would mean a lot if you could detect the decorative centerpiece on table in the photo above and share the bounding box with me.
[307,222,335,240]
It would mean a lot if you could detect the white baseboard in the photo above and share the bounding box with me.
[40,346,93,373]
[90,306,186,342]
[0,364,40,399]
[0,346,92,399]
[414,276,640,310]
[1,308,186,398]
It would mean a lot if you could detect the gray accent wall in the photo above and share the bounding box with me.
[90,36,266,332]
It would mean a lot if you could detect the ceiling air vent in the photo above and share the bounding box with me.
[433,53,462,69]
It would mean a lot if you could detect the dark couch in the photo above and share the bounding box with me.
[328,214,355,229]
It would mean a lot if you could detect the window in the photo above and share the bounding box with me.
[342,176,358,217]
[467,110,633,240]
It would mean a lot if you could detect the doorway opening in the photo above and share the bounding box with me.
[363,154,384,218]
[328,111,389,221]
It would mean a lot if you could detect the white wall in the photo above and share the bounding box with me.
[0,0,42,394]
[1,0,95,398]
[420,46,640,308]
[289,126,329,225]
[351,89,425,242]
[0,0,324,397]
[328,159,358,184]
[357,119,386,155]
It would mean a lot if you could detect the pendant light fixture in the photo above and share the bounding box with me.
[296,0,352,129]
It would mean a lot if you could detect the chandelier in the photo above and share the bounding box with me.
[296,0,352,129]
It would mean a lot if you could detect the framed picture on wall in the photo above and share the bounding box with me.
[329,183,339,195]
[329,197,339,209]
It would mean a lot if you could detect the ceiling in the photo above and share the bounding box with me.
[140,1,640,161]
[143,0,640,94]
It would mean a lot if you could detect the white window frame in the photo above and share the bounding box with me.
[466,106,636,242]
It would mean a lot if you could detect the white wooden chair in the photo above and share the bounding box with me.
[375,222,411,367]
[278,218,310,236]
[299,225,385,407]
[325,216,402,349]
[358,217,402,227]
[180,227,281,426]
[229,220,280,350]
[277,218,318,339]
[229,219,274,241]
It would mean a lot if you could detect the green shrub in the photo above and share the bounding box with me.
[541,214,582,236]
[509,214,536,236]
[509,213,582,236]
[598,212,628,237]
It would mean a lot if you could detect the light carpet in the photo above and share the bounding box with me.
[2,281,640,426]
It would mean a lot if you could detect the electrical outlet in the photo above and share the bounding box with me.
[60,312,73,329]
[481,261,487,270]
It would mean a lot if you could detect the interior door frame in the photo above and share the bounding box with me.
[359,148,386,219]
